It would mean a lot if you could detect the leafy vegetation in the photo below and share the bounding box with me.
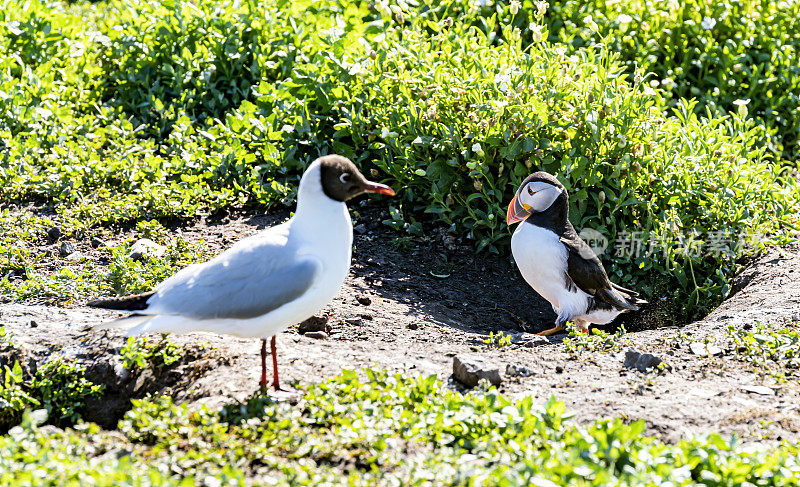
[0,356,103,430]
[0,0,796,320]
[728,322,800,383]
[542,0,800,165]
[0,209,209,303]
[483,330,513,348]
[563,324,629,360]
[28,360,105,427]
[1,370,799,484]
[120,335,184,372]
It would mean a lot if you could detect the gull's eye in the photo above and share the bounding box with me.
[340,173,350,184]
[527,186,534,196]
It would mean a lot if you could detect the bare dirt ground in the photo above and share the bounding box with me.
[2,204,799,444]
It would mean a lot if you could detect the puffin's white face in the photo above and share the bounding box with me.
[506,179,563,224]
[516,181,562,213]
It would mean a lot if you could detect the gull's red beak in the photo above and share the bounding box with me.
[506,194,531,225]
[362,181,396,196]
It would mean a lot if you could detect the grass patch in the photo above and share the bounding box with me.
[728,322,800,383]
[562,324,629,360]
[1,370,799,484]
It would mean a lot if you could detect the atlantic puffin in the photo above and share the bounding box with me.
[506,172,644,335]
[88,155,395,392]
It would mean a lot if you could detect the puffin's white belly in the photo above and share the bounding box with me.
[511,222,589,321]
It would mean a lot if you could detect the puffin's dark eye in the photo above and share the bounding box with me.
[527,186,534,195]
[339,173,350,184]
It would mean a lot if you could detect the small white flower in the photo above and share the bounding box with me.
[472,142,483,153]
[535,0,549,17]
[412,136,423,144]
[510,0,521,15]
[381,127,390,138]
[732,98,750,106]
[529,23,543,42]
[616,14,633,24]
[701,16,716,30]
[661,77,675,91]
[583,15,598,32]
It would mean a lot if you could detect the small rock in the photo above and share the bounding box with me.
[406,323,419,330]
[345,318,361,326]
[741,385,774,396]
[129,238,166,261]
[90,237,107,249]
[354,224,367,235]
[356,296,372,306]
[133,369,154,393]
[505,364,532,377]
[46,226,61,242]
[690,342,722,356]
[59,241,76,257]
[66,251,83,261]
[303,331,329,340]
[555,365,564,374]
[29,320,38,328]
[623,349,666,372]
[360,313,373,321]
[508,332,549,347]
[452,355,502,387]
[298,315,330,334]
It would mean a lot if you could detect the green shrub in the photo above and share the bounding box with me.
[541,0,800,164]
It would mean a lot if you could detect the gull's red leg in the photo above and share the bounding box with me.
[260,338,268,390]
[271,335,280,390]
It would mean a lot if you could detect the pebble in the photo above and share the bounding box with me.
[345,318,361,326]
[690,342,722,356]
[59,241,76,257]
[354,224,367,235]
[508,332,549,347]
[505,364,532,377]
[741,385,775,396]
[555,365,564,374]
[357,296,372,306]
[90,237,107,249]
[452,355,502,387]
[303,331,329,340]
[623,349,666,372]
[298,315,330,334]
[406,323,419,330]
[129,238,166,261]
[29,320,38,328]
[46,226,61,242]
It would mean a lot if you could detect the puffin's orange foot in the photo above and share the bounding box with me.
[536,324,566,336]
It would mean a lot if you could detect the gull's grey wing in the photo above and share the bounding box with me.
[146,233,322,320]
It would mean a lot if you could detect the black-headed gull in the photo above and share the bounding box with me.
[506,171,645,336]
[89,155,395,391]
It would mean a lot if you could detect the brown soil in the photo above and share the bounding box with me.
[1,205,799,444]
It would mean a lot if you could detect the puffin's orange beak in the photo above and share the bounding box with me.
[362,181,396,196]
[506,194,531,225]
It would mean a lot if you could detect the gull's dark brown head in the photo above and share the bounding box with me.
[318,155,395,202]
